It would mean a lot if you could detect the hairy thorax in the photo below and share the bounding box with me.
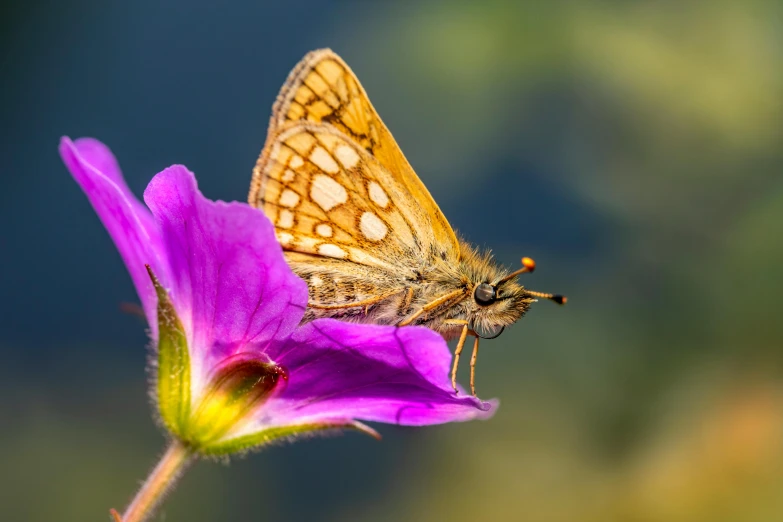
[287,240,533,342]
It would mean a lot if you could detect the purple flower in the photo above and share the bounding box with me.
[60,137,496,454]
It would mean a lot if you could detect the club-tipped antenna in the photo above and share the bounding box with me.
[496,257,567,305]
[526,290,567,305]
[496,257,537,285]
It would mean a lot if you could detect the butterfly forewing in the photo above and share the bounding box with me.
[251,48,459,263]
[258,122,428,272]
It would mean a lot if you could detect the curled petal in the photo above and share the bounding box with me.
[59,137,168,338]
[246,319,497,433]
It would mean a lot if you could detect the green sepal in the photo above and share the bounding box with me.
[197,421,381,457]
[146,265,191,438]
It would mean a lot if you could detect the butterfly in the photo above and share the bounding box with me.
[249,49,565,397]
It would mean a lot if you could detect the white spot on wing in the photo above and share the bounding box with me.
[335,144,360,169]
[368,181,389,208]
[282,169,295,182]
[277,232,293,246]
[278,209,294,229]
[309,146,339,174]
[279,189,300,208]
[318,243,347,258]
[311,174,347,211]
[315,223,333,237]
[360,212,388,241]
[290,155,304,168]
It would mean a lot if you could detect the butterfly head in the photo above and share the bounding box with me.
[460,246,566,339]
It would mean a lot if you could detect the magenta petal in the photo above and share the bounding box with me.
[258,319,497,427]
[62,136,497,445]
[143,168,308,368]
[59,137,168,337]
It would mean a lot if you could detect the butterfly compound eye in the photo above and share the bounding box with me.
[474,283,497,306]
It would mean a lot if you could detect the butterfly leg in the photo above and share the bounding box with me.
[450,323,470,394]
[469,336,480,397]
[398,288,467,326]
[403,287,414,310]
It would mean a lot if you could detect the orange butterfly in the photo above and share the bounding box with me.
[250,49,565,396]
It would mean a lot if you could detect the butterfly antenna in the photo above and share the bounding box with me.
[496,257,567,305]
[496,257,537,285]
[526,290,567,305]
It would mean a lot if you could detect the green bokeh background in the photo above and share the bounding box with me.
[2,1,782,521]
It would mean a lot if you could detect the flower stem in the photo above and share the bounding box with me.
[116,441,193,522]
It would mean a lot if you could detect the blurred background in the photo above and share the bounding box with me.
[2,1,782,520]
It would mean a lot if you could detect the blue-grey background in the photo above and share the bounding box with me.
[3,1,783,521]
